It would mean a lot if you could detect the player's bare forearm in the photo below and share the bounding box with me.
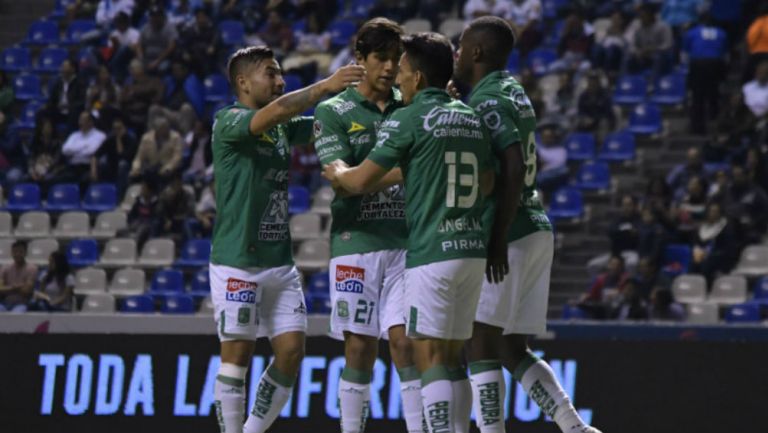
[333,167,401,197]
[335,160,389,195]
[491,145,525,239]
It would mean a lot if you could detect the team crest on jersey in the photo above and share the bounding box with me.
[335,265,364,293]
[226,278,258,303]
[509,88,535,117]
[483,111,502,130]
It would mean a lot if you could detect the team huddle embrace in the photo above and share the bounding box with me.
[208,15,600,433]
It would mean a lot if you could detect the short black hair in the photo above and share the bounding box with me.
[12,240,27,250]
[227,46,275,92]
[465,16,516,69]
[355,17,403,59]
[402,32,454,90]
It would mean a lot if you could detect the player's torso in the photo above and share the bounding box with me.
[400,89,490,267]
[211,104,293,269]
[469,72,552,242]
[317,88,407,257]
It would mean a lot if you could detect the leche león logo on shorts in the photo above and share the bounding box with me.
[335,265,364,293]
[226,278,258,303]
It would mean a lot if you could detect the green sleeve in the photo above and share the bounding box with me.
[215,107,256,145]
[313,104,352,165]
[367,111,412,170]
[285,116,314,146]
[472,96,521,154]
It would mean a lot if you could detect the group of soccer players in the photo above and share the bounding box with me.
[207,14,601,433]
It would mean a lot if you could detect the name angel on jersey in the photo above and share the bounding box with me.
[258,191,289,241]
[437,217,483,233]
[357,186,405,221]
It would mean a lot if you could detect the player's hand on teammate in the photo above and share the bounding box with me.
[321,159,349,184]
[446,80,462,99]
[486,237,509,284]
[323,64,366,93]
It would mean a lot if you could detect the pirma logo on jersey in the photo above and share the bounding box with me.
[226,278,258,303]
[335,265,364,293]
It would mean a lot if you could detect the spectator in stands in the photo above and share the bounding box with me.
[631,256,670,301]
[61,111,107,184]
[610,277,649,320]
[723,164,768,244]
[369,0,415,23]
[712,93,756,152]
[157,173,195,244]
[502,0,542,57]
[168,0,195,28]
[120,59,165,131]
[742,60,768,118]
[185,178,216,239]
[0,71,12,123]
[745,146,768,193]
[86,65,122,130]
[463,0,507,22]
[183,120,213,185]
[130,116,183,182]
[625,3,674,82]
[745,3,768,82]
[661,0,707,34]
[691,202,740,283]
[121,178,159,248]
[579,255,629,319]
[96,0,136,27]
[137,6,178,74]
[149,61,202,133]
[179,7,220,78]
[591,11,627,75]
[0,241,37,313]
[43,59,86,131]
[637,205,669,264]
[684,12,728,134]
[92,117,137,194]
[671,175,708,239]
[30,252,75,312]
[552,8,593,72]
[27,117,65,189]
[535,125,568,191]
[291,143,321,191]
[283,11,333,76]
[577,71,615,133]
[648,287,685,321]
[667,146,705,200]
[609,195,641,255]
[257,11,295,58]
[108,12,141,84]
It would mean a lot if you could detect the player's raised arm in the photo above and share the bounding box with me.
[249,64,365,136]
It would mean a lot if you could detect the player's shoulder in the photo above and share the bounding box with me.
[316,89,358,117]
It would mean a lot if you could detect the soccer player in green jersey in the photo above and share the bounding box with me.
[209,46,364,433]
[314,18,422,433]
[454,17,601,433]
[324,32,495,433]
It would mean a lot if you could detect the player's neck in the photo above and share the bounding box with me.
[356,81,391,105]
[471,66,502,88]
[238,96,263,111]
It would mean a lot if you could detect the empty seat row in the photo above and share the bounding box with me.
[81,292,205,315]
[0,211,126,239]
[0,238,178,268]
[564,131,636,162]
[2,183,117,212]
[613,73,687,106]
[663,244,768,278]
[75,267,210,298]
[672,274,754,306]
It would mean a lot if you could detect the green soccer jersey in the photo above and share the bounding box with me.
[210,102,314,269]
[314,87,407,258]
[468,71,553,243]
[367,88,493,268]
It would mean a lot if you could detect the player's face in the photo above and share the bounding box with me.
[395,53,418,105]
[358,48,400,93]
[242,58,286,108]
[454,31,473,85]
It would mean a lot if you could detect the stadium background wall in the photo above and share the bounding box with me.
[1,323,765,433]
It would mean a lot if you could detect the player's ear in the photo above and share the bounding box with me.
[237,74,248,95]
[472,44,483,62]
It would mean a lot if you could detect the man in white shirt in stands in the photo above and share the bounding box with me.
[62,111,107,183]
[96,0,135,28]
[743,60,768,118]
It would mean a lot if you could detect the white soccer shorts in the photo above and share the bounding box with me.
[210,263,307,342]
[475,231,553,336]
[329,249,406,340]
[404,258,486,340]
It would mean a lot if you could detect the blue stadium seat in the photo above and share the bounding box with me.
[329,20,357,49]
[344,0,377,19]
[1,46,32,72]
[5,183,41,212]
[82,183,117,212]
[66,239,99,267]
[543,20,565,48]
[204,73,231,102]
[219,20,245,46]
[149,269,185,297]
[627,103,662,135]
[572,161,611,190]
[308,271,329,294]
[161,294,195,314]
[542,0,568,19]
[650,73,686,105]
[175,239,212,267]
[45,183,81,211]
[291,20,307,34]
[288,186,310,214]
[724,303,761,323]
[64,19,97,44]
[189,268,210,298]
[598,131,636,162]
[506,51,520,74]
[564,132,596,161]
[13,73,44,101]
[613,75,647,105]
[12,101,42,132]
[562,304,588,320]
[547,187,584,220]
[35,47,68,73]
[51,0,76,19]
[121,294,154,313]
[754,277,768,300]
[283,74,302,93]
[26,20,60,45]
[305,291,331,314]
[662,244,692,277]
[526,49,557,76]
